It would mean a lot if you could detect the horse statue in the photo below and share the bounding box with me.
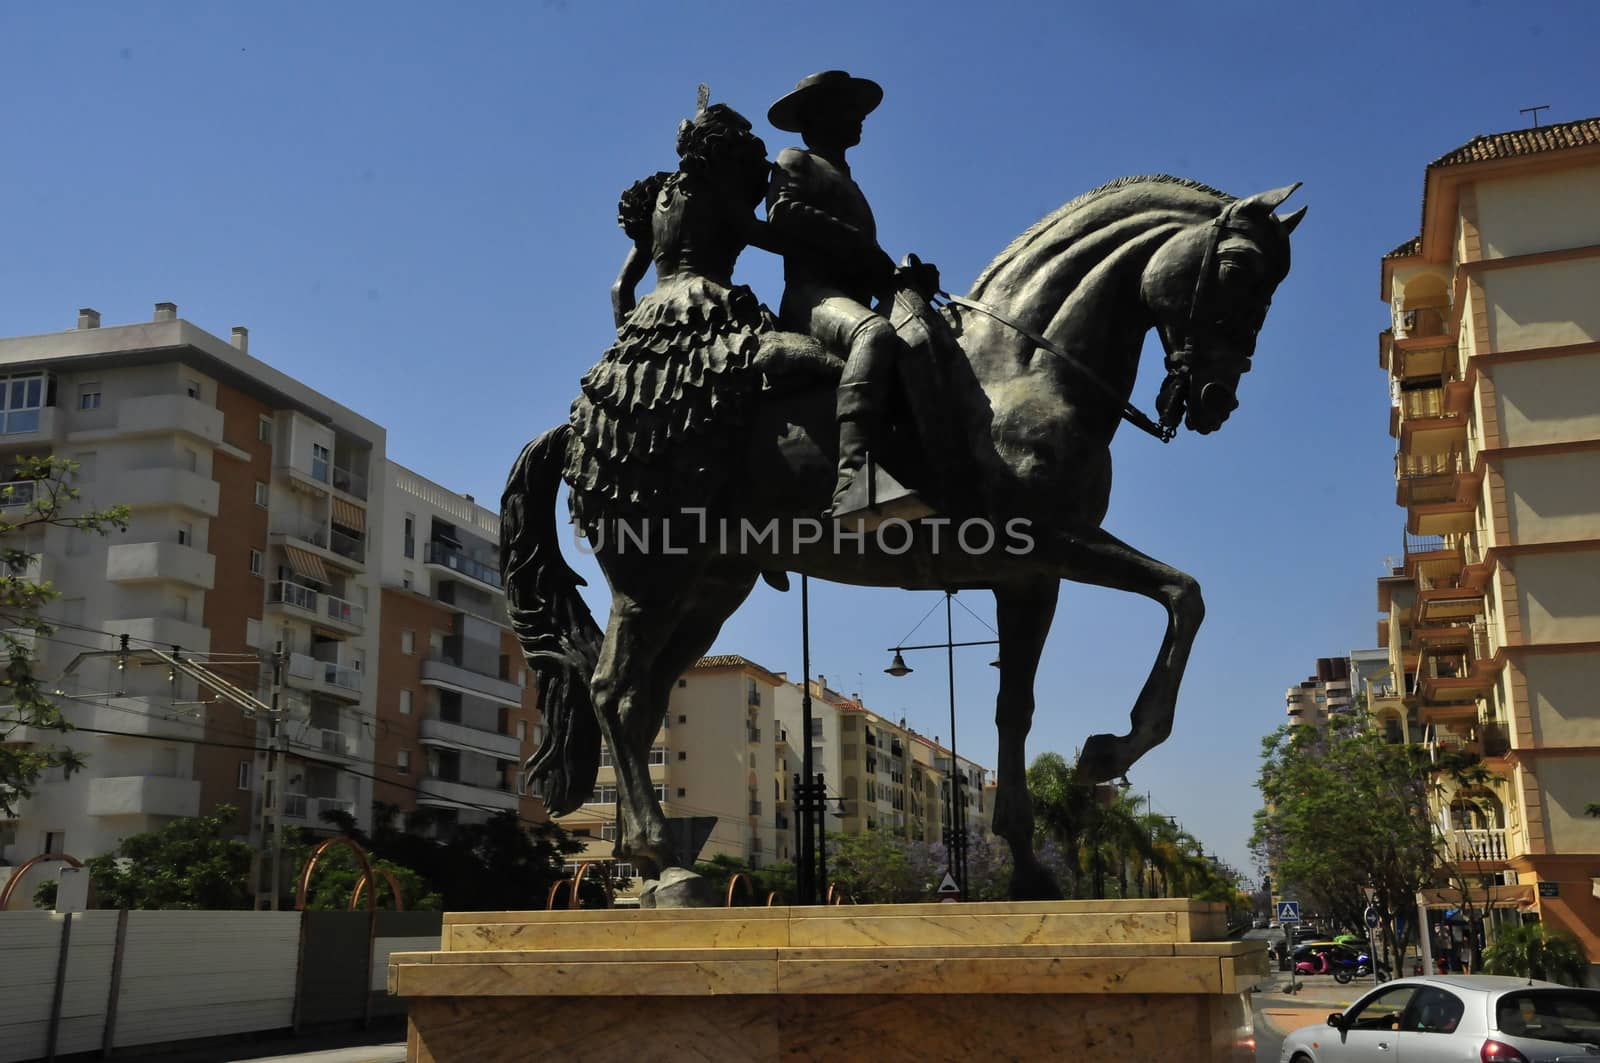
[503,175,1303,899]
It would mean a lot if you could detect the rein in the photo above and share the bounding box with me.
[942,293,1175,443]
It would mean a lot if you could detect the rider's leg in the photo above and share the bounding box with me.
[831,314,899,513]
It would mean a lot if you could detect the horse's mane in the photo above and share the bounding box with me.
[971,174,1235,293]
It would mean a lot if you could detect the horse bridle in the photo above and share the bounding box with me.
[944,203,1253,444]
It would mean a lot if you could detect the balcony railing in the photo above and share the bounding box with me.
[329,529,365,564]
[284,792,308,819]
[268,580,319,613]
[1397,387,1449,422]
[1397,449,1467,481]
[315,797,356,820]
[1450,827,1508,863]
[322,662,361,692]
[331,466,367,499]
[318,728,356,757]
[424,541,503,589]
[1396,305,1449,340]
[324,593,366,629]
[0,479,38,508]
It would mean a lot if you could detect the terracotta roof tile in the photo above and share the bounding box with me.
[1428,116,1600,168]
[1384,235,1421,259]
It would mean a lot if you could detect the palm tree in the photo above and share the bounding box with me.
[1481,923,1588,986]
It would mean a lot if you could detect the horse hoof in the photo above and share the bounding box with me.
[1076,733,1128,784]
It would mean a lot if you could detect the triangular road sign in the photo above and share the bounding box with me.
[937,872,961,902]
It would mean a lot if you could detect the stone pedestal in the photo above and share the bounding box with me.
[389,899,1267,1062]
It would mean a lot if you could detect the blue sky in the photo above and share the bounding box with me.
[3,2,1595,875]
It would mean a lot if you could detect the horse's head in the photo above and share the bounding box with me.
[1142,183,1304,435]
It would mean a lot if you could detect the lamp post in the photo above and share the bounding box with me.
[884,590,999,899]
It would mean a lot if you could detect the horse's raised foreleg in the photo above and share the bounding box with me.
[992,581,1062,900]
[1030,525,1204,784]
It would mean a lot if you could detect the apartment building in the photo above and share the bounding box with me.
[0,306,383,882]
[553,655,992,890]
[1375,115,1600,970]
[1282,656,1354,730]
[373,462,542,834]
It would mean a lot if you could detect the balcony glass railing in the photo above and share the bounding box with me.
[324,593,366,629]
[268,580,319,612]
[0,479,38,508]
[315,796,356,819]
[323,663,362,692]
[424,541,503,588]
[331,466,367,499]
[329,529,365,563]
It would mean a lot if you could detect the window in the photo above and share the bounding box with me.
[516,720,526,740]
[258,416,273,443]
[403,515,415,558]
[648,746,666,765]
[185,378,201,399]
[676,787,686,798]
[254,481,269,508]
[401,569,414,589]
[1405,987,1464,1034]
[1,374,46,434]
[589,786,618,805]
[78,383,102,410]
[399,690,412,716]
[602,823,618,842]
[245,618,262,648]
[310,443,330,482]
[397,750,411,774]
[654,784,668,802]
[177,521,193,546]
[175,594,191,623]
[599,746,613,767]
[401,630,415,655]
[1344,985,1419,1032]
[677,751,687,761]
[237,761,252,790]
[677,679,686,688]
[678,714,687,724]
[249,549,263,576]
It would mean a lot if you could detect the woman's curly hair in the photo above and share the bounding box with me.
[674,103,767,185]
[617,170,672,244]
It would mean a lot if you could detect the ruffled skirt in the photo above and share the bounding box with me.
[566,275,772,521]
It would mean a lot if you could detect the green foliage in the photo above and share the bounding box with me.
[300,804,590,911]
[1,457,130,817]
[691,853,795,905]
[1026,751,1243,908]
[1251,713,1475,953]
[826,826,933,903]
[1481,922,1589,986]
[34,803,254,909]
[291,841,441,911]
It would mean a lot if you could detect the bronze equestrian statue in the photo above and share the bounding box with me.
[503,74,1304,900]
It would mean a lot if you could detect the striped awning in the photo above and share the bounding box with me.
[330,497,366,533]
[282,544,330,585]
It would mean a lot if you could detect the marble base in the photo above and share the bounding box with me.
[391,900,1267,1062]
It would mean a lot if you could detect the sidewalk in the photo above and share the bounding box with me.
[1252,973,1369,1036]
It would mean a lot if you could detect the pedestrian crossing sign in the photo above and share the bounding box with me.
[1277,901,1301,923]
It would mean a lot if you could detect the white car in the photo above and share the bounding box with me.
[1280,974,1600,1062]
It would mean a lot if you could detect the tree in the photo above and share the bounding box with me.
[1,457,129,816]
[1252,713,1455,965]
[1481,923,1589,986]
[36,803,253,909]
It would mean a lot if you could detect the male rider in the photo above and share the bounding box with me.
[766,70,934,518]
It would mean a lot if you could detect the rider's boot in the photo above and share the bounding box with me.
[828,382,874,517]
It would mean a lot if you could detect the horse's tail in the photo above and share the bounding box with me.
[502,425,603,815]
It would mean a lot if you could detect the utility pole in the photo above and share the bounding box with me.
[268,643,286,910]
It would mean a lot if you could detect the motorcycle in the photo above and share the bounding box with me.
[1293,945,1392,983]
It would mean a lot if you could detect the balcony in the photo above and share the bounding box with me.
[322,592,366,634]
[423,541,502,590]
[105,541,216,590]
[1449,827,1510,866]
[86,775,201,818]
[104,616,210,654]
[286,651,363,702]
[288,725,364,763]
[0,479,40,510]
[1393,385,1467,458]
[0,406,62,446]
[419,717,521,760]
[1395,305,1449,341]
[116,394,223,446]
[329,529,365,565]
[315,797,356,820]
[1396,449,1469,507]
[331,466,367,500]
[416,776,519,812]
[84,697,204,740]
[747,725,761,744]
[115,468,219,517]
[267,579,319,619]
[283,793,309,820]
[420,656,520,707]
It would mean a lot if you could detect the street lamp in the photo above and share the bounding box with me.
[884,590,999,899]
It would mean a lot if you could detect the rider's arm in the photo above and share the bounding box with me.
[611,245,649,333]
[766,148,880,260]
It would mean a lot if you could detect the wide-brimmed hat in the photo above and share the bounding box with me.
[767,70,883,133]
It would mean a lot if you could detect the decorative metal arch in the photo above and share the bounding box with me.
[569,861,613,909]
[348,865,406,911]
[725,872,753,908]
[295,836,380,912]
[765,891,781,907]
[546,878,574,910]
[0,853,84,910]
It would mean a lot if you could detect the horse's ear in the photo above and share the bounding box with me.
[1277,205,1307,234]
[1238,182,1302,214]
